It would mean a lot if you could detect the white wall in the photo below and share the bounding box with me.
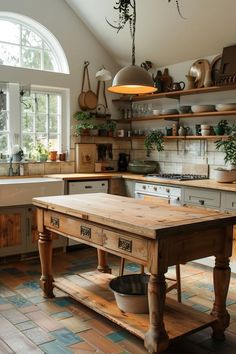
[0,0,120,158]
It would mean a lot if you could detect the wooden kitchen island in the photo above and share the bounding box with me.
[33,193,236,354]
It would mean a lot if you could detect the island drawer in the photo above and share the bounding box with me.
[44,211,103,245]
[103,229,148,261]
[183,187,220,209]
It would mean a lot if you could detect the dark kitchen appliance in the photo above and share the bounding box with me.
[118,153,129,172]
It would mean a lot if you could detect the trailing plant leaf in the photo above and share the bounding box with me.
[144,130,164,157]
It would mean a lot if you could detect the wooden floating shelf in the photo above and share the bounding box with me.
[54,271,216,342]
[112,85,236,102]
[132,110,236,121]
[132,135,229,140]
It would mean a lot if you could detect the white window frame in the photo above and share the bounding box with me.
[0,12,69,74]
[8,83,70,156]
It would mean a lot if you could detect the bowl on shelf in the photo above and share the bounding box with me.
[161,108,179,115]
[109,274,150,313]
[127,160,158,174]
[179,105,192,114]
[215,103,236,111]
[191,104,215,113]
[152,109,160,116]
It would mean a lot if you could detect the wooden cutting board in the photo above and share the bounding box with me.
[75,143,97,173]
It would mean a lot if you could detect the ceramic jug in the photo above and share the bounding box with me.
[169,81,185,91]
[178,126,186,136]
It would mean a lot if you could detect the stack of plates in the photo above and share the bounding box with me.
[216,103,236,111]
[191,105,215,113]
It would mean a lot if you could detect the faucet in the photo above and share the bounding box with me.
[8,157,20,176]
[8,156,13,176]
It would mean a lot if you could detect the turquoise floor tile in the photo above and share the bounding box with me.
[40,340,73,354]
[106,331,127,342]
[50,328,83,346]
[53,298,74,307]
[192,303,210,312]
[51,311,73,320]
[16,320,37,331]
[8,294,32,307]
[0,296,9,304]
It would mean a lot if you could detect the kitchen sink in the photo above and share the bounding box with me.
[0,177,64,206]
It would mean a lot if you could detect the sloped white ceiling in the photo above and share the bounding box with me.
[65,0,236,68]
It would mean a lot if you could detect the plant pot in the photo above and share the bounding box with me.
[49,151,57,161]
[214,169,236,183]
[90,129,99,136]
[214,126,225,135]
[38,153,48,162]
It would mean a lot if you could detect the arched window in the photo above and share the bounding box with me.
[0,12,69,73]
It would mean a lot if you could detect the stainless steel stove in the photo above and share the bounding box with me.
[146,173,209,181]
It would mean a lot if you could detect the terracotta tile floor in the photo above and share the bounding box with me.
[0,247,236,353]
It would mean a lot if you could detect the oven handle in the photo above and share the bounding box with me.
[135,191,181,204]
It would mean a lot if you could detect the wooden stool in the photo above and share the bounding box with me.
[119,258,182,303]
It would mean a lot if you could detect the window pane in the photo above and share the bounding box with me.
[22,28,42,48]
[0,111,8,131]
[44,50,57,71]
[36,114,47,133]
[36,94,46,112]
[49,95,58,113]
[0,43,20,66]
[22,134,34,154]
[22,112,33,132]
[22,47,41,69]
[49,135,59,150]
[49,114,58,133]
[21,97,35,113]
[0,134,8,154]
[0,20,20,44]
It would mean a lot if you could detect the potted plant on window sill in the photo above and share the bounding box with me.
[34,142,49,162]
[144,130,164,157]
[214,126,236,182]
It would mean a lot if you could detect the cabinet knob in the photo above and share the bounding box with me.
[199,200,205,205]
[142,185,146,190]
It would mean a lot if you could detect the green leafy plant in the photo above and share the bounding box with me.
[34,141,48,161]
[106,120,117,132]
[215,126,236,165]
[73,111,96,136]
[144,130,164,157]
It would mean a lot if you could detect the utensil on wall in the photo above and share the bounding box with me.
[78,61,98,110]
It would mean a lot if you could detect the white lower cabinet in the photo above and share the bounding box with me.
[183,187,221,209]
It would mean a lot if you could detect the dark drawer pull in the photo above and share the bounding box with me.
[50,217,60,228]
[81,225,91,238]
[118,238,132,253]
[199,199,205,205]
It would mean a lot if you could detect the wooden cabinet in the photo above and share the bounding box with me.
[0,205,66,259]
[109,177,126,196]
[0,207,26,256]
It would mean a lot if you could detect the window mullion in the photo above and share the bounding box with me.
[8,83,21,154]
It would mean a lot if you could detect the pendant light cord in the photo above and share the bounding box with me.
[131,0,136,65]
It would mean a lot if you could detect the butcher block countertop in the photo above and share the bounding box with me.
[32,193,235,238]
[44,172,236,192]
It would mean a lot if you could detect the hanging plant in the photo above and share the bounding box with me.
[144,130,164,157]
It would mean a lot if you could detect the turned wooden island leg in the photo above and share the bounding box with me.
[38,230,54,298]
[144,274,169,354]
[211,256,231,340]
[97,249,111,273]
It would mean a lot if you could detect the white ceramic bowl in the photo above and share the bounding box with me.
[201,124,210,129]
[191,105,215,113]
[201,129,210,136]
[215,103,236,111]
[152,109,160,116]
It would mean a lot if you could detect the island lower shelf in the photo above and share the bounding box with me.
[54,271,216,341]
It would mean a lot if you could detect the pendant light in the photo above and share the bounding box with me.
[107,0,156,95]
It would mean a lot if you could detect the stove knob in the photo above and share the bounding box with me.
[154,186,157,191]
[142,185,146,190]
[166,188,170,193]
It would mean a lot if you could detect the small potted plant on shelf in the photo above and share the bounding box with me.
[106,120,117,137]
[144,130,164,157]
[73,111,96,136]
[214,119,229,135]
[214,125,236,182]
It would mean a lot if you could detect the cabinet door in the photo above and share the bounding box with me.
[109,178,126,196]
[124,180,136,198]
[183,187,221,209]
[27,206,67,251]
[0,207,26,256]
